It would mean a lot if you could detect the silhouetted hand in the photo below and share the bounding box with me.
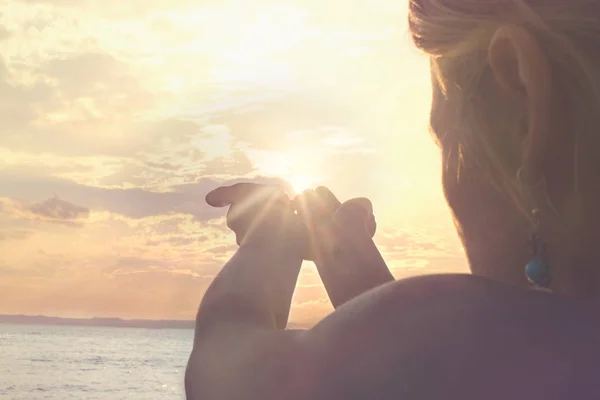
[205,183,308,257]
[293,187,376,261]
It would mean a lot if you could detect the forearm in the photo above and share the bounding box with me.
[314,233,394,308]
[195,243,303,333]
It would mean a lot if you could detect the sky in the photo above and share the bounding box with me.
[0,0,469,326]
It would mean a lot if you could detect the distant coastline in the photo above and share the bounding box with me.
[0,314,307,330]
[0,314,195,329]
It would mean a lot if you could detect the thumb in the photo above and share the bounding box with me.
[337,197,372,219]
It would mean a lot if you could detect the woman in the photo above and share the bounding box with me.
[185,1,600,399]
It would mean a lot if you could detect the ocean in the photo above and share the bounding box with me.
[1,323,193,400]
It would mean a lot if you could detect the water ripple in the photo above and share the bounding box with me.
[1,324,194,400]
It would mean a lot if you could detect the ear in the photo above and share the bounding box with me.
[488,25,552,181]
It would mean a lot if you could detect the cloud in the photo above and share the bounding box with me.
[0,209,234,316]
[376,227,452,258]
[114,256,171,271]
[0,229,34,241]
[41,53,150,106]
[0,262,211,320]
[0,0,464,323]
[28,195,90,220]
[205,94,367,151]
[0,25,11,41]
[0,196,89,226]
[0,171,293,221]
[15,0,79,4]
[203,243,237,255]
[0,51,156,157]
[0,249,75,279]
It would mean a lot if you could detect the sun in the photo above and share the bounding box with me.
[244,149,320,195]
[288,175,313,195]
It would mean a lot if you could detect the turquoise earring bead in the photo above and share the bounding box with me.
[525,258,551,287]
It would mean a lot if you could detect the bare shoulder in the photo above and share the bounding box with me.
[311,273,591,334]
[309,273,538,337]
[303,274,600,399]
[186,275,600,399]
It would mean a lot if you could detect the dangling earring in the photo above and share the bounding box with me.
[524,208,552,292]
[517,167,553,292]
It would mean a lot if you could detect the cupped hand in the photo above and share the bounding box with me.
[293,186,376,260]
[205,183,308,257]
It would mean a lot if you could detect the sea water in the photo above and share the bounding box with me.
[1,323,193,399]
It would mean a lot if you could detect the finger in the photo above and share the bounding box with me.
[338,197,373,218]
[294,187,340,214]
[333,197,376,238]
[315,186,342,209]
[293,189,317,215]
[293,189,334,222]
[206,183,277,207]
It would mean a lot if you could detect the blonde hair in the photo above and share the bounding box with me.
[408,0,600,217]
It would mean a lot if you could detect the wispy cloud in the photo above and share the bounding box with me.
[0,0,466,321]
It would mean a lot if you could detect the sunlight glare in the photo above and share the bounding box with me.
[288,175,314,194]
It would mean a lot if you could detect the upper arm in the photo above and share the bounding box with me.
[185,275,474,400]
[185,327,315,400]
[185,274,520,400]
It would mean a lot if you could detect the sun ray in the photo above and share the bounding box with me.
[288,175,314,194]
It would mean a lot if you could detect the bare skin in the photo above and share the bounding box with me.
[294,187,394,308]
[185,184,600,400]
[185,22,600,400]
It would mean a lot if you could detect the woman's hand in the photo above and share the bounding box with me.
[293,186,392,307]
[293,187,376,261]
[206,182,308,257]
[196,182,309,335]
